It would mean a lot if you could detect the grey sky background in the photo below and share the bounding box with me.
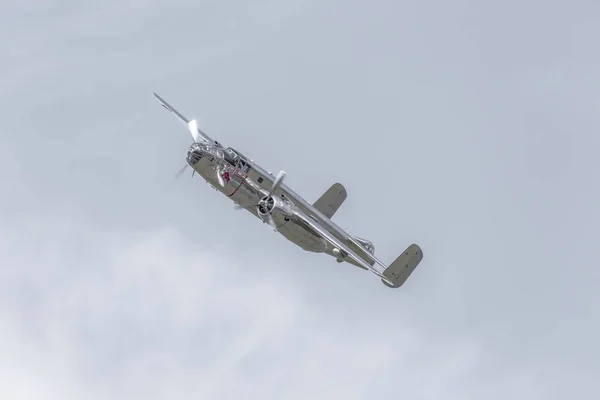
[1,0,599,398]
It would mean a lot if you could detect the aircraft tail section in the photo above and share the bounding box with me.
[381,244,423,288]
[313,183,347,219]
[352,236,375,255]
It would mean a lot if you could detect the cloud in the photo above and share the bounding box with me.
[2,0,597,398]
[0,212,542,400]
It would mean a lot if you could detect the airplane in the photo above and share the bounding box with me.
[154,92,423,288]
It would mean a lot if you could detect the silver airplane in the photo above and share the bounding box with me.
[154,93,423,288]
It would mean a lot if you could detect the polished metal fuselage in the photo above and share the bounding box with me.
[186,143,329,253]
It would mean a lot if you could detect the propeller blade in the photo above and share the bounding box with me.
[234,201,277,231]
[267,170,286,197]
[266,214,278,231]
[175,163,189,179]
[187,119,201,143]
[234,202,258,210]
[216,168,225,187]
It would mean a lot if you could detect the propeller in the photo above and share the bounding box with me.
[233,170,286,232]
[215,165,226,187]
[267,170,286,197]
[234,170,287,209]
[187,119,201,143]
[174,119,203,179]
[233,201,277,231]
[264,213,278,231]
[175,163,189,179]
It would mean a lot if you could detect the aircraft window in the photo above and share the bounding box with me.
[225,148,252,171]
[236,159,249,171]
[224,149,237,165]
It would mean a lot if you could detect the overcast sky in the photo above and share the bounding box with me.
[1,0,599,399]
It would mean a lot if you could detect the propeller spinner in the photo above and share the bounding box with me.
[234,170,286,231]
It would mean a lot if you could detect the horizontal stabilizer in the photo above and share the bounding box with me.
[313,183,347,219]
[381,244,423,288]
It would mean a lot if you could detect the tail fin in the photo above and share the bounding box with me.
[382,244,423,288]
[313,183,347,219]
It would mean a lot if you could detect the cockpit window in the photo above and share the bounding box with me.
[225,147,251,171]
[236,158,248,171]
[224,149,237,164]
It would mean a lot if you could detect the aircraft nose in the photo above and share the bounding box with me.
[187,149,202,165]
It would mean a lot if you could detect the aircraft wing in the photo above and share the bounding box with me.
[244,162,377,267]
[153,92,218,145]
[291,208,394,286]
[279,183,377,267]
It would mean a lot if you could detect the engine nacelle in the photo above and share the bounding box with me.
[256,195,294,227]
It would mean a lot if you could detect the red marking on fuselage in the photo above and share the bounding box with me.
[221,171,231,183]
[222,164,247,181]
[228,176,247,197]
[219,164,248,198]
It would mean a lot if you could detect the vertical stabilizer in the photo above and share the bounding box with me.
[313,183,347,219]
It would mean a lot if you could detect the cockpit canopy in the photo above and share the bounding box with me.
[224,147,252,172]
[188,142,224,158]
